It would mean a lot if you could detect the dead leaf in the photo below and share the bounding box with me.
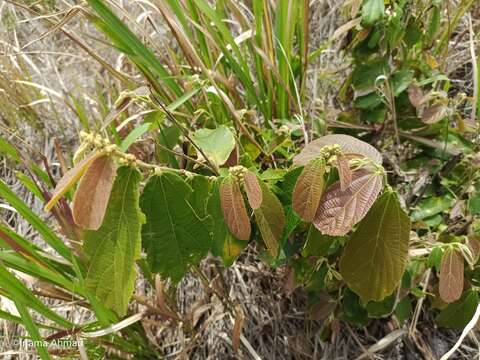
[421,104,447,124]
[72,156,117,230]
[407,85,424,108]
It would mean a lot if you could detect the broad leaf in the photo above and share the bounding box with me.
[439,248,464,303]
[140,172,212,282]
[421,104,446,124]
[437,290,478,329]
[84,166,144,316]
[45,151,103,211]
[313,170,383,236]
[220,176,251,240]
[243,170,262,210]
[339,191,410,302]
[192,125,236,166]
[254,181,285,257]
[293,134,382,166]
[292,157,325,221]
[361,0,384,26]
[72,155,117,230]
[208,179,247,266]
[335,154,352,191]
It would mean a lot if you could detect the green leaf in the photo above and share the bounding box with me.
[395,297,412,325]
[391,68,413,96]
[436,290,479,329]
[191,125,236,167]
[84,166,144,316]
[340,191,411,302]
[301,225,339,258]
[361,0,385,26]
[120,122,152,151]
[140,172,212,282]
[411,195,454,222]
[254,181,285,257]
[208,179,247,266]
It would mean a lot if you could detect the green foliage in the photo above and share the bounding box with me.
[140,172,212,282]
[84,167,144,316]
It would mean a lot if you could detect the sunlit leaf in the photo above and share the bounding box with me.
[44,151,103,211]
[439,248,464,303]
[361,0,385,26]
[293,134,382,166]
[72,155,117,230]
[313,170,383,236]
[84,166,144,316]
[192,125,236,167]
[336,154,352,191]
[340,191,411,301]
[220,175,251,241]
[292,157,325,221]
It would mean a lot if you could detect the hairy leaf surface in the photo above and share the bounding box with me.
[140,172,212,282]
[208,179,247,266]
[339,191,410,302]
[243,170,262,210]
[313,170,383,236]
[254,181,285,257]
[439,248,464,303]
[293,134,382,166]
[292,157,325,221]
[45,151,103,211]
[220,176,251,240]
[84,166,144,316]
[336,154,352,191]
[72,155,117,230]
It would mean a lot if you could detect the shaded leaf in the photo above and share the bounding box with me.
[293,134,382,166]
[44,151,103,211]
[72,156,117,230]
[220,176,251,240]
[140,172,212,282]
[437,290,478,329]
[254,181,285,257]
[192,125,236,166]
[421,104,447,124]
[243,170,262,210]
[292,157,326,221]
[439,248,464,303]
[84,167,144,316]
[340,191,411,301]
[313,170,383,236]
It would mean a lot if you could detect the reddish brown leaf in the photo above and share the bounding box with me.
[220,176,251,240]
[467,235,480,264]
[292,157,325,221]
[407,85,424,108]
[44,151,103,211]
[421,104,446,124]
[313,170,383,236]
[72,155,117,230]
[439,248,464,303]
[243,170,262,210]
[336,154,352,191]
[293,134,382,166]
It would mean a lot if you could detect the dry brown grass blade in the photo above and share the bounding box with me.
[232,304,245,354]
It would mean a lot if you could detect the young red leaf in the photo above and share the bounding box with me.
[439,248,464,303]
[293,134,382,166]
[220,176,251,240]
[243,170,262,210]
[72,155,117,230]
[292,157,325,221]
[407,84,424,108]
[44,151,103,211]
[313,170,383,236]
[335,154,352,191]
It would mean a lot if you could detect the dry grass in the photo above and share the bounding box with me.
[0,0,480,359]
